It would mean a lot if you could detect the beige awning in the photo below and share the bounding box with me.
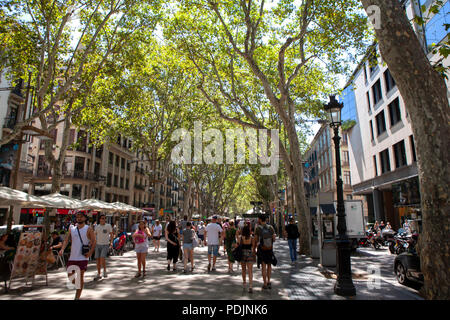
[111,202,148,214]
[80,199,119,213]
[0,186,51,207]
[40,193,85,209]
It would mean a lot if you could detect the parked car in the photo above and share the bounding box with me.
[394,252,423,287]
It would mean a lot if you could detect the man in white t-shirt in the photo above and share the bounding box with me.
[204,216,224,272]
[94,214,114,280]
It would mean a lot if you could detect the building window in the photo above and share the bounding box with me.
[369,61,378,76]
[76,130,87,152]
[366,92,371,112]
[380,148,391,174]
[115,155,120,167]
[343,171,351,185]
[410,135,417,162]
[384,69,396,92]
[370,120,375,141]
[388,97,401,127]
[72,184,82,200]
[393,140,407,168]
[373,155,378,177]
[372,79,383,105]
[120,177,124,189]
[68,129,75,150]
[375,110,387,136]
[127,162,130,171]
[363,64,368,83]
[126,178,129,190]
[114,175,118,187]
[121,158,125,169]
[343,151,349,164]
[109,152,113,165]
[107,173,112,187]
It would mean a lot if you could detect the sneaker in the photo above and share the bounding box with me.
[167,265,170,271]
[103,272,108,278]
[191,265,195,272]
[248,287,253,293]
[267,282,272,289]
[183,269,187,273]
[212,266,216,271]
[207,263,211,272]
[262,284,268,290]
[135,272,141,278]
[94,274,102,281]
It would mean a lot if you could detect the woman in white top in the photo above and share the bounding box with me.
[152,220,163,252]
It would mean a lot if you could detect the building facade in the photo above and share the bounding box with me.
[344,0,449,231]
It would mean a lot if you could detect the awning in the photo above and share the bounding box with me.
[0,186,50,207]
[21,208,98,215]
[320,204,336,215]
[80,199,118,213]
[40,193,85,209]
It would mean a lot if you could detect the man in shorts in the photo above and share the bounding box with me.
[204,215,224,272]
[59,212,96,300]
[94,214,113,280]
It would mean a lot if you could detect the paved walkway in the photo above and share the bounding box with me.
[0,239,422,300]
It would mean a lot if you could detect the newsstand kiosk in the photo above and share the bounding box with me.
[310,207,320,258]
[318,203,337,267]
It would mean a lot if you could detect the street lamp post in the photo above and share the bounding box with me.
[324,95,356,297]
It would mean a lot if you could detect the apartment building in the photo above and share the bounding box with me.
[343,0,449,231]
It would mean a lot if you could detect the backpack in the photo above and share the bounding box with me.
[259,225,274,250]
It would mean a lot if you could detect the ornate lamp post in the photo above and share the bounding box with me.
[324,95,356,296]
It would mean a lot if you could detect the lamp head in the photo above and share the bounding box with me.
[324,95,343,127]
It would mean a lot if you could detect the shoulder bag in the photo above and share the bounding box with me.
[77,227,90,256]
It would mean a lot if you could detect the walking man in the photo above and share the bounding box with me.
[204,215,224,272]
[255,214,276,290]
[59,212,96,300]
[284,218,300,264]
[94,214,114,280]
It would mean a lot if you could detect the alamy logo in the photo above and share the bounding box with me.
[170,121,279,175]
[66,265,82,290]
[367,5,381,29]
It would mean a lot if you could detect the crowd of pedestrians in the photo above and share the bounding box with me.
[55,212,300,300]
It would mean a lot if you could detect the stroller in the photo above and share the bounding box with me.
[110,232,127,256]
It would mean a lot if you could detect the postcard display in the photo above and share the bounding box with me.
[9,225,48,288]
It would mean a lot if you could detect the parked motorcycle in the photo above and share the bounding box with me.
[390,229,413,255]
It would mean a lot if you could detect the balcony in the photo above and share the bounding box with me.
[3,117,17,130]
[135,166,146,175]
[19,161,33,175]
[34,170,105,182]
[134,184,145,191]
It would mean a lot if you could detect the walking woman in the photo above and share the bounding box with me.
[182,221,196,273]
[165,220,180,271]
[238,222,256,293]
[132,220,152,278]
[225,220,238,273]
[152,220,163,252]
